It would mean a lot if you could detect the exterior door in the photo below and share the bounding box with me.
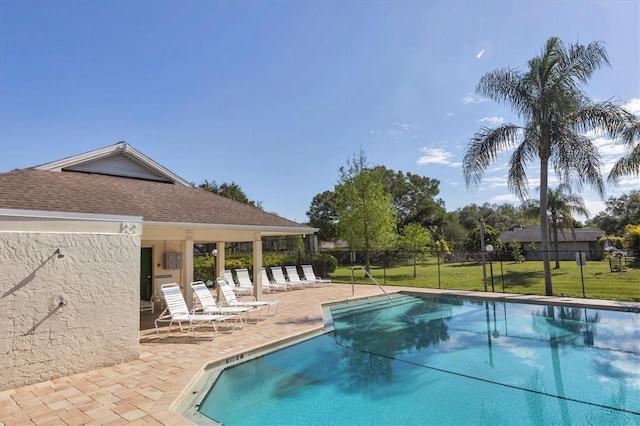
[140,248,153,301]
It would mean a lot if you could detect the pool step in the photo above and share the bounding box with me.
[330,294,418,319]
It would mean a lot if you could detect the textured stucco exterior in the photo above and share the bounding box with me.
[0,212,142,391]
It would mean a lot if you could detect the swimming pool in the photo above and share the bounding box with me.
[197,293,640,425]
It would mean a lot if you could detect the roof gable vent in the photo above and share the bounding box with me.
[64,153,171,182]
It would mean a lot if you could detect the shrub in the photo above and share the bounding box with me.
[193,251,338,281]
[194,255,214,282]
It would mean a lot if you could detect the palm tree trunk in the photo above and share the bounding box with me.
[540,157,553,295]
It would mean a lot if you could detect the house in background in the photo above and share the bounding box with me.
[0,141,317,391]
[499,226,605,261]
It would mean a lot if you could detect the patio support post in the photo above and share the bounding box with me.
[215,242,225,279]
[182,237,194,310]
[253,235,263,300]
[215,242,226,301]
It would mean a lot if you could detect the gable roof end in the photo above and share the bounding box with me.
[33,141,192,186]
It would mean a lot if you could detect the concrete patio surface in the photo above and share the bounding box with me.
[2,283,638,426]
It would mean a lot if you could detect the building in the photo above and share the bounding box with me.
[499,226,605,261]
[0,142,317,390]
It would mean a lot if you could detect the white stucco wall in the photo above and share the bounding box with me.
[0,211,142,390]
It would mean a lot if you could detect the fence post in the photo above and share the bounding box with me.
[437,250,441,289]
[575,251,586,298]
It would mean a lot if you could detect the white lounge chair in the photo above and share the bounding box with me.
[224,269,252,296]
[271,266,303,290]
[217,278,280,317]
[262,267,289,292]
[301,264,332,285]
[235,268,257,295]
[155,283,236,338]
[285,265,314,288]
[140,299,154,313]
[190,281,260,324]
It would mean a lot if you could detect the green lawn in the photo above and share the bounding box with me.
[331,258,640,302]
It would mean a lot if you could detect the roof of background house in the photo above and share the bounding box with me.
[500,226,605,243]
[0,142,315,232]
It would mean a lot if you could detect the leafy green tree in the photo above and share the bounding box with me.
[336,150,397,272]
[307,167,446,244]
[463,37,631,296]
[587,191,640,236]
[623,224,640,254]
[457,202,527,232]
[435,239,451,255]
[507,240,525,263]
[521,184,589,268]
[198,179,263,209]
[375,167,446,233]
[440,212,467,251]
[462,224,501,253]
[399,223,433,277]
[306,190,339,242]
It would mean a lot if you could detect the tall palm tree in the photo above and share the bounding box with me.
[463,37,632,296]
[522,184,589,269]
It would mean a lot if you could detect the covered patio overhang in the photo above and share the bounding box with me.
[142,221,318,304]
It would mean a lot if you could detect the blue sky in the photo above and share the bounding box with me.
[1,0,638,223]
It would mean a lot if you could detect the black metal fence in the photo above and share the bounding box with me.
[319,249,640,303]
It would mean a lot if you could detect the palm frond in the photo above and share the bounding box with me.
[507,135,538,199]
[476,69,532,118]
[463,124,521,188]
[575,101,633,137]
[552,134,605,198]
[609,146,640,183]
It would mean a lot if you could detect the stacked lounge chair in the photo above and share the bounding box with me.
[190,281,261,324]
[271,266,303,290]
[217,278,280,318]
[155,283,236,339]
[224,269,253,296]
[285,265,314,288]
[235,268,264,295]
[301,264,332,285]
[262,268,289,292]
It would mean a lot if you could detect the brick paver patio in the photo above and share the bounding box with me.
[2,283,637,425]
[1,284,385,425]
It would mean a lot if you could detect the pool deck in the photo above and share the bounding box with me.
[2,284,638,425]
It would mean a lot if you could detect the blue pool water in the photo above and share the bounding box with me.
[198,293,640,425]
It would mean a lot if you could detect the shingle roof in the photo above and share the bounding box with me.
[0,169,313,230]
[500,226,604,243]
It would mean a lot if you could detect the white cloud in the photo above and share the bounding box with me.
[417,147,456,166]
[392,122,420,131]
[478,116,504,126]
[463,92,486,104]
[624,97,640,114]
[483,176,510,189]
[369,122,420,136]
[613,175,640,189]
[489,193,521,204]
